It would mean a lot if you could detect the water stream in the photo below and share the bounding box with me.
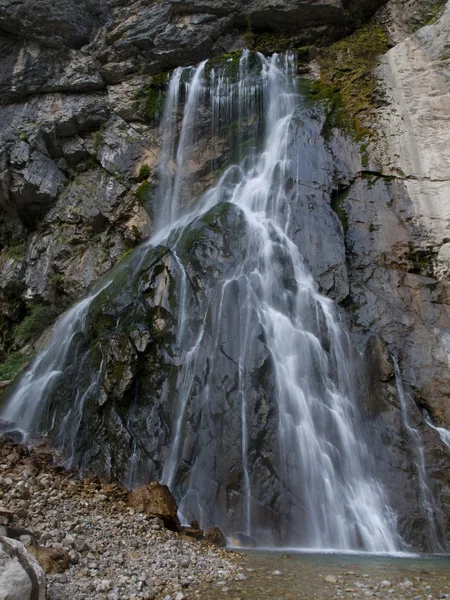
[393,359,444,552]
[0,51,412,551]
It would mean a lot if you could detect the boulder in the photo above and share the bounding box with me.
[128,483,180,531]
[204,527,227,547]
[29,545,70,574]
[0,536,46,600]
[182,526,204,541]
[228,532,257,548]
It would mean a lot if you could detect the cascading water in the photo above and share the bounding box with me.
[1,51,405,551]
[425,414,450,449]
[393,359,445,551]
[1,292,101,437]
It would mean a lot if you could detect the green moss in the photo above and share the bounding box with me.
[0,352,32,382]
[143,72,170,122]
[49,273,64,290]
[205,51,243,79]
[108,362,125,382]
[410,0,446,31]
[118,246,133,264]
[136,181,151,204]
[14,304,56,346]
[92,127,105,151]
[251,32,309,56]
[0,238,26,264]
[296,46,310,61]
[200,202,231,232]
[137,164,150,181]
[305,23,389,141]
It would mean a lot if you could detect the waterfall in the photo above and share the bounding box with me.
[423,410,450,449]
[393,359,444,551]
[1,292,100,436]
[1,51,402,551]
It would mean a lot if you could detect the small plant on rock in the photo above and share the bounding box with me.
[137,164,150,181]
[14,304,56,346]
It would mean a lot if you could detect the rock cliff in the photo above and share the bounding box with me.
[1,0,450,552]
[0,0,387,360]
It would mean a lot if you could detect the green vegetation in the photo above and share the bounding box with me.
[136,181,151,204]
[49,273,64,289]
[252,31,310,58]
[14,304,56,346]
[92,128,104,151]
[137,164,150,181]
[304,24,389,140]
[118,246,133,264]
[0,352,32,382]
[205,51,243,79]
[407,244,435,277]
[0,237,26,264]
[200,202,231,233]
[144,72,170,122]
[410,0,446,31]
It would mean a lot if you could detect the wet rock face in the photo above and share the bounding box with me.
[0,0,386,359]
[37,203,283,540]
[1,0,450,554]
[5,87,450,551]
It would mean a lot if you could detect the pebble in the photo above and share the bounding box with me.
[325,575,338,584]
[0,436,240,600]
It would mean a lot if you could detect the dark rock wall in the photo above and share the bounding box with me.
[0,0,387,359]
[1,0,450,552]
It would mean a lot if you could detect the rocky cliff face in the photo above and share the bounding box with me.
[0,0,387,361]
[1,0,450,552]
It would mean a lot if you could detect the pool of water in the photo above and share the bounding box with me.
[197,550,450,600]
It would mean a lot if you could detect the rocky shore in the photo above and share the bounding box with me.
[2,433,450,600]
[0,434,242,600]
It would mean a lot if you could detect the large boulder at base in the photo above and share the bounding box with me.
[29,545,70,574]
[0,536,46,600]
[228,532,257,548]
[204,527,227,547]
[128,483,180,531]
[182,526,204,541]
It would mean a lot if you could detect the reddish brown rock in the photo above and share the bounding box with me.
[204,527,226,547]
[128,483,180,531]
[182,526,204,540]
[29,545,70,574]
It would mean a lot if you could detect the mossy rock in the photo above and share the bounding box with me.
[0,351,32,383]
[205,51,243,79]
[410,0,446,31]
[137,164,150,182]
[136,181,152,204]
[143,72,171,123]
[13,303,56,346]
[304,23,389,140]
